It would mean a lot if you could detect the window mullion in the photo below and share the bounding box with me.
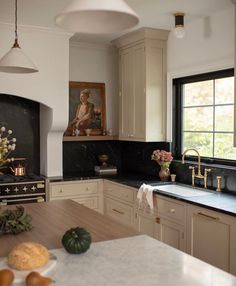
[213,79,215,158]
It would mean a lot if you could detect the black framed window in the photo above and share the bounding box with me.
[173,68,235,165]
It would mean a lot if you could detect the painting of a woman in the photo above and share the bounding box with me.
[72,89,95,132]
[64,82,106,136]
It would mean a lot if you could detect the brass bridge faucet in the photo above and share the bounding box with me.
[182,148,211,188]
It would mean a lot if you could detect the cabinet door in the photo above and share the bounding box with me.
[132,44,145,140]
[134,211,156,238]
[187,206,232,272]
[155,217,186,252]
[119,48,133,139]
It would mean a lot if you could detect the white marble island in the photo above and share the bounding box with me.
[49,235,236,286]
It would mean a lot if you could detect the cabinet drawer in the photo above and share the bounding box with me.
[104,182,134,203]
[156,196,185,223]
[50,182,98,198]
[104,197,134,227]
[72,196,98,210]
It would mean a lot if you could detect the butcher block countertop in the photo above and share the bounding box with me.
[0,199,138,257]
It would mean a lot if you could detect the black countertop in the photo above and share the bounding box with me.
[47,173,236,217]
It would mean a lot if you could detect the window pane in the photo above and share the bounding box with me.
[183,107,213,131]
[215,105,234,132]
[183,80,213,107]
[183,132,213,157]
[215,133,236,160]
[215,77,234,104]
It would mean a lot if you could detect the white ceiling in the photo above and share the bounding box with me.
[0,0,233,43]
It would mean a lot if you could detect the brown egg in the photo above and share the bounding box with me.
[0,269,14,286]
[25,271,53,286]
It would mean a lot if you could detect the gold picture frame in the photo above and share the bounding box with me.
[64,81,106,136]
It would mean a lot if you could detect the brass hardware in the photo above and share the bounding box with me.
[189,166,195,186]
[216,176,222,192]
[204,169,211,189]
[112,208,124,215]
[182,148,203,178]
[155,217,160,223]
[169,208,175,213]
[197,212,220,221]
[182,148,211,188]
[59,189,63,193]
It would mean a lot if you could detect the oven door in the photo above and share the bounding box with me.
[0,196,45,205]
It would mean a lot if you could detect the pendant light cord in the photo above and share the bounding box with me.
[13,0,20,48]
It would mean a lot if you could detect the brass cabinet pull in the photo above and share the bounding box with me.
[169,208,175,213]
[156,217,160,223]
[112,208,124,215]
[197,212,220,221]
[59,189,63,193]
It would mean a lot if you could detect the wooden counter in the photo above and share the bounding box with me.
[0,200,138,257]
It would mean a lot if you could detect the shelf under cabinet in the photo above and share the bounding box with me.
[63,135,117,141]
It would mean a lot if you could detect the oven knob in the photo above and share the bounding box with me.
[23,186,28,192]
[31,186,36,192]
[4,188,10,193]
[14,187,19,193]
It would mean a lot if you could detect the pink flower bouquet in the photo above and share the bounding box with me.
[151,149,173,169]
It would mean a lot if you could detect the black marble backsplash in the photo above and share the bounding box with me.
[63,140,170,177]
[63,139,236,195]
[170,161,236,195]
[0,94,40,174]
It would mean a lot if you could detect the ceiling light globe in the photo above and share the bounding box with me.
[174,27,186,39]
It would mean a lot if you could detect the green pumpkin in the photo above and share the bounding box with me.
[62,227,92,254]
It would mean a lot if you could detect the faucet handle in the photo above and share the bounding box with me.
[216,176,222,192]
[203,168,211,189]
[204,168,211,174]
[189,166,195,187]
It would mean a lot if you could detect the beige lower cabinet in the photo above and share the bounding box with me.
[187,205,236,275]
[49,179,103,214]
[154,195,186,252]
[134,207,157,238]
[103,180,135,228]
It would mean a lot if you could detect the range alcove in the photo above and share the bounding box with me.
[0,94,40,175]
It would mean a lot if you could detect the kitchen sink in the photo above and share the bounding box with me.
[153,184,213,198]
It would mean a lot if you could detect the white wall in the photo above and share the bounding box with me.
[0,23,71,177]
[69,41,119,135]
[166,6,234,141]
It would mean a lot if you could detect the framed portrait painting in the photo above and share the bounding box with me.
[64,81,106,136]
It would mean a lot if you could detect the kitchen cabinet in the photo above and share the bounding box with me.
[134,193,186,252]
[103,180,135,228]
[187,205,236,275]
[134,205,157,238]
[113,28,169,142]
[49,179,103,214]
[154,195,186,252]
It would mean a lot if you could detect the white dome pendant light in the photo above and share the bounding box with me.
[174,12,186,39]
[55,0,139,34]
[0,0,38,73]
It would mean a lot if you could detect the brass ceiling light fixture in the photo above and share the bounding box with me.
[174,12,186,39]
[0,0,38,73]
[55,0,139,34]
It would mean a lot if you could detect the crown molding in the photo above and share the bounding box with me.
[0,22,73,38]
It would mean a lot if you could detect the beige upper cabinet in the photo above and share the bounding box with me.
[113,28,169,142]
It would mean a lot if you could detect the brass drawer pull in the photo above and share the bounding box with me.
[197,212,220,221]
[156,217,160,223]
[112,208,124,215]
[169,208,175,213]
